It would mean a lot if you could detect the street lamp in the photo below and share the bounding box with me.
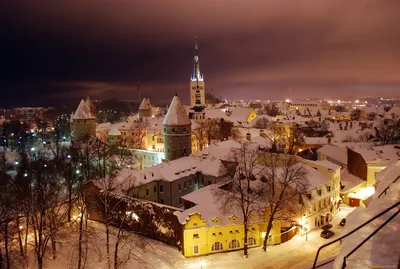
[199,261,204,269]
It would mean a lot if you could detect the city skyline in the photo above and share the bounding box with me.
[1,0,400,107]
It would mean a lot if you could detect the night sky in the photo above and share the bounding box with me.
[1,1,400,107]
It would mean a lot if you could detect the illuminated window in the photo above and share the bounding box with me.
[211,242,223,252]
[248,237,257,246]
[193,245,199,255]
[229,239,240,249]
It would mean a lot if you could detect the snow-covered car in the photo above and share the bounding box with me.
[340,218,346,226]
[320,229,335,239]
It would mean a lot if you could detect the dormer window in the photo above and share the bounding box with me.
[327,186,331,192]
[317,189,322,196]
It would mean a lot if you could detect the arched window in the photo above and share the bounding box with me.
[248,237,257,246]
[211,242,223,252]
[229,239,240,249]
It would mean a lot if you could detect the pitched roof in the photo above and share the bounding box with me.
[162,95,191,126]
[108,127,122,136]
[317,144,347,165]
[73,99,95,120]
[139,98,151,110]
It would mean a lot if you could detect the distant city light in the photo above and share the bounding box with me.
[14,161,19,165]
[31,147,35,152]
[76,169,80,174]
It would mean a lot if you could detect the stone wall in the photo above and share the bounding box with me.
[72,119,96,141]
[86,182,183,249]
[163,125,192,161]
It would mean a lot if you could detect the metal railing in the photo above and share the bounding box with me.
[311,200,400,269]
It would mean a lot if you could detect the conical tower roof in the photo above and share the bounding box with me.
[139,98,151,110]
[163,94,191,126]
[85,96,96,115]
[108,127,122,136]
[73,99,95,120]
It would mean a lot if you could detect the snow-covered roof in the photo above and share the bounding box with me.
[250,135,273,148]
[345,143,400,164]
[108,127,122,136]
[340,169,365,192]
[163,95,191,126]
[304,165,331,189]
[304,137,329,145]
[204,109,229,120]
[307,160,341,171]
[139,98,151,110]
[333,161,400,269]
[228,107,253,123]
[72,99,95,120]
[176,183,267,227]
[317,144,347,165]
[116,155,229,187]
[387,106,400,115]
[198,140,242,159]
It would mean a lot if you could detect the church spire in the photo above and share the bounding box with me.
[191,36,203,82]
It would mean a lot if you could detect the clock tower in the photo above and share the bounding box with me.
[190,37,205,107]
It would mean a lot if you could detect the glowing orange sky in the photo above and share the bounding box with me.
[1,0,399,106]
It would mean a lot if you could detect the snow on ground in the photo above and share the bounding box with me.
[18,205,354,269]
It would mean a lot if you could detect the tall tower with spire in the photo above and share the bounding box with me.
[190,37,206,107]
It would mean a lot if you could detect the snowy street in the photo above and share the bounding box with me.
[157,205,354,269]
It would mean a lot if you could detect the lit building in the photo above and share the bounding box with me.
[70,97,96,141]
[190,37,205,107]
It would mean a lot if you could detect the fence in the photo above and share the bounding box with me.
[281,226,298,243]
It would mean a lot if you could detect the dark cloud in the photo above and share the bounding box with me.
[0,0,399,107]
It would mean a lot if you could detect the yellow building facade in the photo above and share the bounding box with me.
[181,212,282,257]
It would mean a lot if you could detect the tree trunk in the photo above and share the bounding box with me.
[243,221,248,258]
[0,246,4,269]
[83,212,89,269]
[16,213,24,257]
[106,221,111,269]
[78,210,84,269]
[37,255,43,269]
[67,181,72,223]
[262,218,274,252]
[24,214,29,269]
[4,220,10,269]
[51,235,56,259]
[113,235,120,269]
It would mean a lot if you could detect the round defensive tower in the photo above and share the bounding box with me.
[163,94,192,161]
